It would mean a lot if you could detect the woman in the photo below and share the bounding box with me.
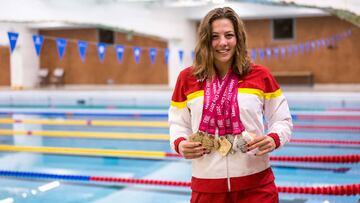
[168,7,292,203]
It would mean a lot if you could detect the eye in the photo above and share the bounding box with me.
[225,34,234,39]
[212,34,219,40]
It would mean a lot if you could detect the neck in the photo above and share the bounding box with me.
[215,65,230,79]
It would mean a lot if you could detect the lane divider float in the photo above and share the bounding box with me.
[0,170,358,195]
[0,145,358,163]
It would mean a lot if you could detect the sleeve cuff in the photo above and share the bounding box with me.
[267,133,280,149]
[174,137,187,154]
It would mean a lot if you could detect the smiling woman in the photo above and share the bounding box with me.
[168,7,293,203]
[211,18,237,78]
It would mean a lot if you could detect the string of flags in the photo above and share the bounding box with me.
[6,28,352,65]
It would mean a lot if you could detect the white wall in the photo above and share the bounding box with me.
[0,0,327,88]
[0,23,39,88]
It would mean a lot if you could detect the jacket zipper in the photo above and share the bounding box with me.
[226,155,231,192]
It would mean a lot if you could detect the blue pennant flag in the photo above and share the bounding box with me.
[178,50,184,63]
[299,44,304,54]
[259,49,265,61]
[316,40,322,49]
[133,47,141,64]
[56,38,67,60]
[149,48,157,64]
[164,48,170,64]
[7,32,19,53]
[97,43,106,63]
[325,39,330,47]
[251,49,256,61]
[293,45,298,55]
[77,41,88,62]
[280,47,286,59]
[265,48,272,60]
[191,50,195,62]
[287,46,292,56]
[311,41,316,51]
[334,34,341,41]
[273,48,279,59]
[32,35,44,56]
[347,29,352,37]
[321,39,326,47]
[305,42,310,53]
[116,45,125,64]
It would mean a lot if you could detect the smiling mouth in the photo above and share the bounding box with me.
[216,49,230,55]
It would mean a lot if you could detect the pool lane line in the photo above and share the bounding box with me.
[0,129,169,140]
[2,111,360,120]
[294,125,360,132]
[0,145,170,159]
[1,117,360,132]
[0,170,359,195]
[1,130,360,147]
[0,118,168,127]
[0,145,359,163]
[0,111,167,118]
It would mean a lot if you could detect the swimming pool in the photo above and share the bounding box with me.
[0,91,359,203]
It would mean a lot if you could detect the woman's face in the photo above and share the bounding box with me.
[211,18,237,68]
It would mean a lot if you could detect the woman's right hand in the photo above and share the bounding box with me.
[179,140,206,159]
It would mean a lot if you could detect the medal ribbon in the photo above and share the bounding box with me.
[199,70,245,136]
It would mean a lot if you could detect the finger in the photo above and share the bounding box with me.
[258,144,273,153]
[182,146,206,154]
[255,147,273,156]
[183,151,204,159]
[258,142,274,151]
[247,138,269,151]
[182,142,202,149]
[246,136,266,146]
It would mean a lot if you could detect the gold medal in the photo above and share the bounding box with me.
[189,131,204,143]
[213,138,220,150]
[217,136,232,156]
[201,134,215,151]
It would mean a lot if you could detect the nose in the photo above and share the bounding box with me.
[218,36,227,46]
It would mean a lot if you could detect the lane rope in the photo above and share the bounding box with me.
[0,170,358,195]
[0,145,358,163]
[1,130,359,147]
[0,129,169,140]
[0,118,168,127]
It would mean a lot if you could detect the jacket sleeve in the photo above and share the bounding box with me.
[168,72,193,153]
[263,75,293,149]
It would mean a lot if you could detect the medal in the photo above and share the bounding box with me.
[226,135,236,154]
[217,136,232,156]
[232,131,255,153]
[202,134,216,151]
[233,136,247,153]
[242,131,254,143]
[213,138,220,150]
[189,131,204,143]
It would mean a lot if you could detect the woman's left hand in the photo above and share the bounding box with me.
[246,135,276,156]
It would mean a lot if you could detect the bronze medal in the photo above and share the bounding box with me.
[213,138,220,150]
[202,134,216,151]
[189,131,204,143]
[217,136,232,156]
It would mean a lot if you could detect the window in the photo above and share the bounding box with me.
[98,29,114,44]
[272,18,294,40]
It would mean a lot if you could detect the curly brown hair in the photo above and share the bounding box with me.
[192,7,251,80]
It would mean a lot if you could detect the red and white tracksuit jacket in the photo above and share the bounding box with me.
[168,64,293,193]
